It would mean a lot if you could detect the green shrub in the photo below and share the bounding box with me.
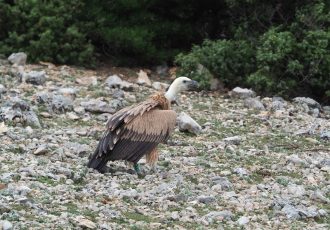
[175,39,255,89]
[0,0,95,66]
[176,1,330,101]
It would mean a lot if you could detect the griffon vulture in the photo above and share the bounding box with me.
[87,77,198,175]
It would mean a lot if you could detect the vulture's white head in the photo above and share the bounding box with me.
[165,77,199,102]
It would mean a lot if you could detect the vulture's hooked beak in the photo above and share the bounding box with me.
[188,80,199,90]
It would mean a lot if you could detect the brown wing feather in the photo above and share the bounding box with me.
[97,98,159,154]
[107,110,177,163]
[88,95,176,170]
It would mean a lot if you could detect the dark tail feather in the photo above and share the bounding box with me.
[87,144,108,171]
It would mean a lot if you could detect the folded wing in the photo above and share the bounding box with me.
[87,107,176,170]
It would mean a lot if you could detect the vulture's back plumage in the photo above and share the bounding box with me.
[87,93,177,171]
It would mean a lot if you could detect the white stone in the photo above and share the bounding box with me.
[177,112,202,135]
[244,98,265,110]
[234,167,249,176]
[137,70,151,86]
[67,112,80,120]
[0,122,8,134]
[0,84,6,94]
[34,145,48,155]
[203,210,233,223]
[8,52,27,65]
[24,71,46,85]
[25,126,33,134]
[171,211,180,220]
[237,216,249,225]
[223,136,242,145]
[0,220,13,230]
[58,88,77,99]
[76,76,98,86]
[73,216,97,229]
[152,81,169,91]
[230,87,256,99]
[293,97,320,109]
[282,204,300,219]
[287,184,306,197]
[105,75,134,91]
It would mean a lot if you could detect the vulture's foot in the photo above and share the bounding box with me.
[133,163,146,178]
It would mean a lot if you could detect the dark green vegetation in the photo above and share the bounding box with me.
[0,0,329,101]
[175,1,330,102]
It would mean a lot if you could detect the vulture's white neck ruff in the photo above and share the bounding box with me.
[165,79,181,102]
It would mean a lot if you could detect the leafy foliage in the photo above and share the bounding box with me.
[176,1,330,101]
[175,40,255,88]
[0,0,95,66]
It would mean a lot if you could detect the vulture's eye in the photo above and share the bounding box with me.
[183,80,187,83]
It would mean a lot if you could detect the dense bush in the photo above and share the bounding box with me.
[175,39,255,88]
[0,0,215,66]
[0,0,95,66]
[175,1,330,102]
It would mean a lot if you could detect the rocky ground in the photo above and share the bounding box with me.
[0,56,329,229]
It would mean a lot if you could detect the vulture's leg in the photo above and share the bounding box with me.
[133,163,141,174]
[133,163,146,178]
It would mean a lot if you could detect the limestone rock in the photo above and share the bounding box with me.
[244,98,265,110]
[0,122,8,134]
[237,216,249,225]
[72,216,97,229]
[8,52,27,65]
[230,87,256,99]
[0,220,13,230]
[152,82,169,91]
[137,70,151,86]
[211,176,232,191]
[203,210,233,223]
[271,97,287,110]
[33,144,48,155]
[210,78,224,91]
[293,97,321,109]
[282,204,300,219]
[197,195,216,204]
[223,136,242,145]
[24,71,46,85]
[51,95,74,113]
[58,88,77,100]
[76,76,98,86]
[24,110,41,128]
[81,99,117,114]
[0,84,6,95]
[105,75,134,91]
[177,112,202,135]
